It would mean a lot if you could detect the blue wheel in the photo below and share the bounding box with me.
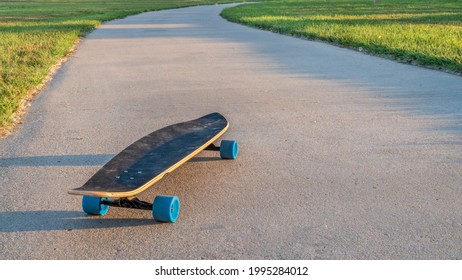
[82,196,109,215]
[152,195,180,223]
[220,140,238,159]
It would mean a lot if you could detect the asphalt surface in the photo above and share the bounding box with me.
[1,4,461,259]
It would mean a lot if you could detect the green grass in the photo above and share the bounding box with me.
[221,0,462,74]
[0,0,248,133]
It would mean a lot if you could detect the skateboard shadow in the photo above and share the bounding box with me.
[0,210,158,232]
[0,154,115,167]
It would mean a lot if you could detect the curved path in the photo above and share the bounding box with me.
[1,4,461,259]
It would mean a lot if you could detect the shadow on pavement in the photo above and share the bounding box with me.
[0,210,158,232]
[0,154,115,167]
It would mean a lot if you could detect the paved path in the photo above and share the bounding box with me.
[1,4,461,259]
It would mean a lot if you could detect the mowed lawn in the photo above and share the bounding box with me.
[0,0,245,134]
[221,0,462,73]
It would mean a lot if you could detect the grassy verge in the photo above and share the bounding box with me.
[221,0,462,74]
[0,0,247,135]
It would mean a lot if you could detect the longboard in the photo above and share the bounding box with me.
[68,112,238,222]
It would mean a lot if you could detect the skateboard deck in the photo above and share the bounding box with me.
[68,113,238,222]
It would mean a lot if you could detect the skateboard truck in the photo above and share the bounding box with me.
[205,143,220,151]
[101,197,153,211]
[82,195,182,222]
